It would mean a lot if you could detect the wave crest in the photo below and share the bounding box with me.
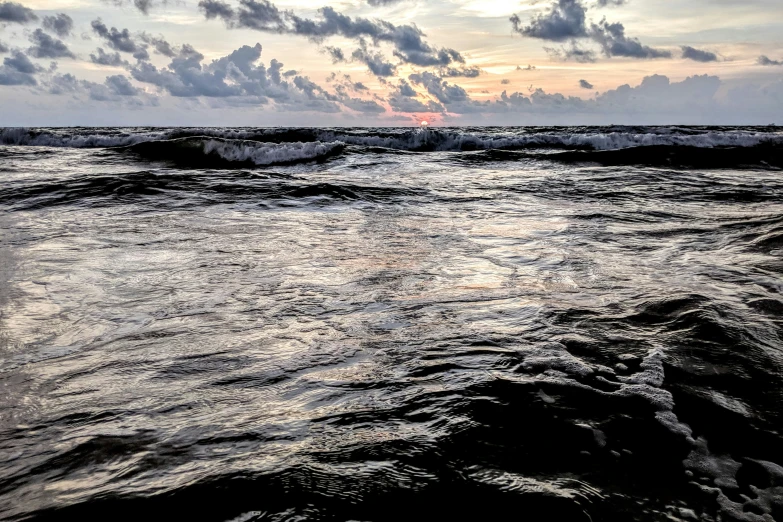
[2,126,782,153]
[125,137,345,166]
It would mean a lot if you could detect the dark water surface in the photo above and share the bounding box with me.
[1,126,782,521]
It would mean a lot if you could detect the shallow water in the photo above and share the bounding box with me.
[1,126,782,521]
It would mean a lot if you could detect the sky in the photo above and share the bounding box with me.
[0,0,781,125]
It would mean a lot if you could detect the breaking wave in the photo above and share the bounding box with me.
[2,126,781,153]
[123,137,345,167]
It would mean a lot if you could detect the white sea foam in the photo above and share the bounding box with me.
[201,139,344,166]
[2,127,781,152]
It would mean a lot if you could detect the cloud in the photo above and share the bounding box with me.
[0,1,37,24]
[42,13,73,37]
[28,28,76,59]
[198,0,235,21]
[324,46,344,63]
[517,64,536,70]
[91,19,150,60]
[440,66,481,78]
[127,41,370,113]
[0,41,8,52]
[510,0,587,41]
[0,50,39,85]
[408,71,474,108]
[595,0,626,6]
[105,74,139,95]
[140,33,176,57]
[579,79,593,89]
[545,41,596,62]
[90,47,129,66]
[201,1,466,68]
[589,19,671,58]
[351,48,397,77]
[500,78,511,85]
[107,0,162,15]
[757,55,782,66]
[46,71,156,106]
[681,45,718,62]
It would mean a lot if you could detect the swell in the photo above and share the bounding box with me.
[458,143,783,169]
[123,137,345,167]
[2,126,782,153]
[0,171,425,210]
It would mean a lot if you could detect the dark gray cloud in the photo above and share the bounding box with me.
[579,79,593,89]
[90,47,129,66]
[409,71,471,106]
[107,0,161,15]
[757,55,782,66]
[589,19,671,58]
[28,29,76,59]
[517,64,536,70]
[545,41,596,62]
[140,33,176,57]
[201,1,466,68]
[91,19,150,60]
[440,66,481,78]
[45,71,157,107]
[324,46,344,63]
[351,48,396,77]
[0,1,37,24]
[128,41,354,113]
[510,0,587,41]
[42,13,74,37]
[0,41,8,53]
[198,0,235,21]
[596,0,626,6]
[398,78,416,97]
[105,74,139,95]
[500,78,511,85]
[681,45,718,62]
[0,50,39,85]
[47,72,80,94]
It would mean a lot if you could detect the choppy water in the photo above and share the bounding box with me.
[1,126,782,521]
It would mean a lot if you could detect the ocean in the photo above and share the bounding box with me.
[0,126,782,521]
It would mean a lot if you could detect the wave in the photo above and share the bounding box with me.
[0,171,423,210]
[2,126,782,153]
[123,137,345,167]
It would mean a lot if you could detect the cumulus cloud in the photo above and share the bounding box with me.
[90,47,129,66]
[127,41,378,113]
[757,55,782,66]
[500,78,511,85]
[140,33,176,57]
[0,1,37,23]
[200,0,466,68]
[105,74,139,95]
[681,45,718,62]
[0,50,39,85]
[28,28,76,59]
[579,79,593,89]
[0,41,8,53]
[42,13,73,37]
[91,19,150,60]
[351,48,397,77]
[510,0,587,41]
[589,19,671,58]
[511,0,670,61]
